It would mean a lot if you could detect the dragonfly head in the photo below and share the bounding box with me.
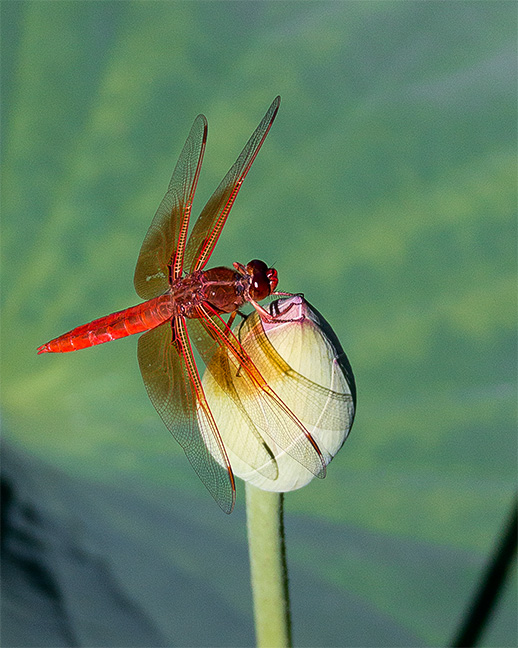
[235,259,278,301]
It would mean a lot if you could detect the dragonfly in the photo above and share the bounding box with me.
[38,97,330,513]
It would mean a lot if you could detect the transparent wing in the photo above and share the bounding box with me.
[185,96,280,273]
[192,304,328,479]
[137,318,235,513]
[237,311,356,452]
[134,115,207,299]
[186,316,279,480]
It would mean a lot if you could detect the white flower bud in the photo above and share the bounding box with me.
[201,295,356,492]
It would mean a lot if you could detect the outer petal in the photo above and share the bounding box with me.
[201,295,356,492]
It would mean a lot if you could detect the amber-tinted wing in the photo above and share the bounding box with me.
[192,304,329,479]
[134,115,207,300]
[184,96,280,273]
[236,309,356,443]
[137,318,235,513]
[186,316,279,481]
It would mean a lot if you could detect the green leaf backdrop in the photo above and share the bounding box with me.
[1,2,516,646]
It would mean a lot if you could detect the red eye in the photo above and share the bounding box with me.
[247,259,268,274]
[266,268,278,293]
[246,260,275,301]
[251,274,269,300]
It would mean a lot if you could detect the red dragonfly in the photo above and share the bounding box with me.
[38,97,327,513]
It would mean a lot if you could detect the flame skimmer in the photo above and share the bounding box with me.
[38,97,330,513]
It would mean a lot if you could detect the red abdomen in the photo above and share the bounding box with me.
[38,294,174,353]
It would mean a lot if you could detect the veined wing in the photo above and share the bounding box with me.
[134,115,207,300]
[192,304,328,479]
[237,309,356,449]
[137,318,235,513]
[186,316,279,481]
[185,96,280,273]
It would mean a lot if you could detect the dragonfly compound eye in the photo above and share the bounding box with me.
[247,260,271,300]
[266,267,278,293]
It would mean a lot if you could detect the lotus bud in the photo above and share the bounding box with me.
[201,294,356,492]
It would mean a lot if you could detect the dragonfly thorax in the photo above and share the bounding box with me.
[198,266,247,314]
[172,260,278,318]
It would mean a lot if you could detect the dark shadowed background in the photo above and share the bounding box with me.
[1,2,516,646]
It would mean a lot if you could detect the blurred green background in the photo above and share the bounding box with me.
[1,1,516,646]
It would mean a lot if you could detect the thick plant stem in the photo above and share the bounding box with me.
[245,483,292,648]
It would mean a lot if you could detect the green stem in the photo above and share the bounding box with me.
[245,483,292,648]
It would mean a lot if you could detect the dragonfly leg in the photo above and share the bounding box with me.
[271,291,299,297]
[250,299,280,322]
[225,311,238,335]
[224,310,247,335]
